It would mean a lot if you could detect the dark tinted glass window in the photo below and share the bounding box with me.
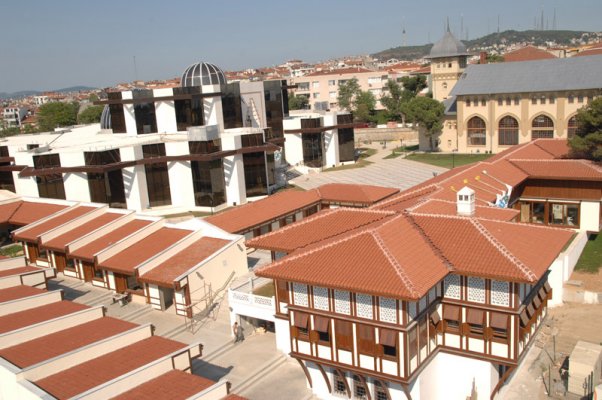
[189,140,221,154]
[134,103,157,135]
[266,153,275,186]
[0,146,9,158]
[221,83,243,129]
[175,96,204,131]
[85,150,126,208]
[243,152,267,197]
[142,144,171,207]
[241,134,264,148]
[264,80,285,139]
[189,141,226,207]
[109,104,126,133]
[302,134,323,168]
[0,146,14,192]
[337,114,354,162]
[33,154,65,200]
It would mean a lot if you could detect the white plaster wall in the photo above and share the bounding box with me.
[60,151,91,202]
[414,351,498,400]
[165,141,195,208]
[275,317,291,355]
[580,201,600,232]
[240,82,266,128]
[11,152,38,197]
[323,113,339,168]
[120,146,148,211]
[548,257,566,307]
[306,362,329,398]
[203,86,224,131]
[563,230,589,281]
[121,92,137,136]
[154,88,177,133]
[222,135,246,206]
[284,134,304,166]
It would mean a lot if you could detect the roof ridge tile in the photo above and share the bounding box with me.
[404,213,454,271]
[468,218,537,281]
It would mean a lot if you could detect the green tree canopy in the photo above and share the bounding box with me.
[353,90,376,123]
[88,93,99,103]
[405,96,444,150]
[37,102,79,132]
[288,93,309,110]
[569,97,602,161]
[78,105,105,124]
[400,75,427,95]
[337,78,361,111]
[380,79,415,122]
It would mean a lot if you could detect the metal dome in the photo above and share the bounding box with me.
[100,105,111,130]
[181,62,227,87]
[427,30,470,59]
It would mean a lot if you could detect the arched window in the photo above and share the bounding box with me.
[531,115,554,140]
[498,116,519,146]
[467,116,486,146]
[567,116,581,139]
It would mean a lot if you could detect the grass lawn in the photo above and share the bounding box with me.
[405,152,493,169]
[253,282,275,297]
[384,144,419,159]
[574,234,602,273]
[323,147,375,172]
[0,244,23,258]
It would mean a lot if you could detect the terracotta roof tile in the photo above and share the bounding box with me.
[257,214,449,299]
[533,139,570,158]
[246,208,395,253]
[317,183,399,205]
[0,317,137,368]
[0,285,44,303]
[110,370,215,400]
[411,199,519,221]
[42,212,124,252]
[35,336,186,399]
[0,201,23,224]
[205,190,320,234]
[99,227,191,275]
[69,219,154,262]
[0,301,89,334]
[574,48,602,57]
[503,46,556,62]
[14,206,97,242]
[509,159,602,180]
[8,201,68,226]
[0,265,41,278]
[139,237,230,286]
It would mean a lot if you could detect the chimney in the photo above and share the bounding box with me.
[480,52,487,64]
[457,186,476,216]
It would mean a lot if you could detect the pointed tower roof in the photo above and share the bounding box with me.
[427,27,470,59]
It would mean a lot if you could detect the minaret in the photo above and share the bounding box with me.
[426,24,470,101]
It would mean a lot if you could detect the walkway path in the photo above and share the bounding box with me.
[290,141,447,190]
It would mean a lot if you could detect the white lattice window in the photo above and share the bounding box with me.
[379,297,397,323]
[491,280,510,307]
[293,283,308,307]
[334,290,351,315]
[467,277,486,303]
[444,275,461,299]
[356,293,373,319]
[407,301,417,321]
[313,286,329,311]
[418,296,427,312]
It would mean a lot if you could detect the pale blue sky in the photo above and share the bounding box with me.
[0,0,600,93]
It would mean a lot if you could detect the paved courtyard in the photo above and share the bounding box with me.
[290,142,447,190]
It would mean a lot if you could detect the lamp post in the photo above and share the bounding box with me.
[452,149,458,169]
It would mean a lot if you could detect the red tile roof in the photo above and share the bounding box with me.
[316,183,399,205]
[8,201,68,226]
[13,206,97,242]
[246,208,395,253]
[410,199,519,221]
[205,190,321,234]
[42,212,124,252]
[371,185,441,212]
[0,265,40,278]
[574,48,602,57]
[0,317,136,368]
[0,301,88,334]
[0,285,44,303]
[35,336,186,399]
[532,139,570,158]
[257,214,450,299]
[69,219,154,262]
[509,159,602,180]
[503,46,556,62]
[110,370,215,400]
[139,237,230,286]
[0,201,23,224]
[98,227,191,275]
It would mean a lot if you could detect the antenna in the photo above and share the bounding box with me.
[461,14,464,38]
[553,8,557,30]
[540,6,544,31]
[497,14,500,33]
[402,19,407,47]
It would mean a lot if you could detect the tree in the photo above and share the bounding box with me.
[337,78,360,111]
[380,79,415,122]
[404,96,444,150]
[400,75,427,95]
[37,102,79,131]
[353,90,376,123]
[88,93,99,103]
[485,54,504,63]
[569,97,602,161]
[0,126,20,137]
[78,105,104,124]
[288,94,309,110]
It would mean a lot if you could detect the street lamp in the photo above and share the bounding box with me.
[452,149,458,169]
